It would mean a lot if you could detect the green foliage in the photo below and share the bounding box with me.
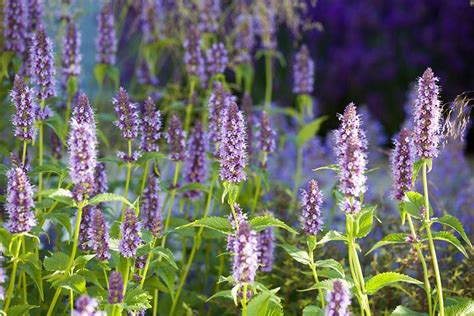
[365,272,423,295]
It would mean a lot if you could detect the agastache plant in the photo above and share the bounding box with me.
[140,96,161,193]
[62,20,82,82]
[183,28,206,84]
[256,211,275,272]
[31,25,56,102]
[325,280,351,316]
[198,0,220,33]
[208,82,230,156]
[96,3,117,65]
[3,0,27,54]
[206,42,229,78]
[184,121,208,199]
[293,45,314,95]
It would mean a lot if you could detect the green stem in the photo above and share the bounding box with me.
[121,140,133,220]
[22,141,27,165]
[47,204,84,316]
[170,174,216,315]
[422,162,444,315]
[161,162,181,248]
[139,237,157,289]
[140,160,150,195]
[252,175,261,211]
[63,92,73,137]
[241,283,248,316]
[153,289,158,316]
[406,215,433,316]
[264,52,272,110]
[70,290,74,316]
[184,79,196,132]
[308,242,325,308]
[230,202,240,231]
[21,236,27,304]
[290,146,303,214]
[38,100,45,201]
[4,237,22,312]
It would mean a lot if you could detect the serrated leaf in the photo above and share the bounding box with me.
[88,193,133,208]
[44,212,72,237]
[122,288,152,311]
[365,272,423,295]
[55,274,86,294]
[366,233,408,254]
[429,231,467,257]
[317,230,346,245]
[177,182,209,194]
[391,305,427,315]
[178,216,232,234]
[7,304,39,316]
[250,215,298,234]
[247,292,271,316]
[412,160,424,185]
[401,191,432,218]
[314,259,345,278]
[445,299,474,316]
[207,290,233,302]
[302,305,324,316]
[355,205,376,238]
[433,215,472,247]
[43,188,75,206]
[151,246,178,270]
[296,116,327,148]
[280,244,310,265]
[44,252,70,271]
[136,152,169,165]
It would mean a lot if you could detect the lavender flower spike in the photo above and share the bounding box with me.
[6,166,36,233]
[140,97,162,153]
[413,68,442,159]
[208,82,231,156]
[108,271,124,304]
[300,179,324,236]
[74,295,103,316]
[73,92,95,125]
[119,208,141,258]
[94,162,108,195]
[184,121,208,199]
[166,114,186,161]
[293,45,315,95]
[183,28,206,83]
[334,103,368,215]
[3,0,26,54]
[113,87,141,140]
[62,20,82,80]
[78,206,94,251]
[198,0,220,33]
[257,111,276,154]
[256,211,275,272]
[88,207,110,261]
[141,175,163,238]
[96,3,117,65]
[233,12,255,64]
[11,75,37,142]
[325,280,351,316]
[219,100,248,183]
[226,203,247,252]
[31,25,56,101]
[206,42,228,77]
[390,129,414,201]
[232,221,259,284]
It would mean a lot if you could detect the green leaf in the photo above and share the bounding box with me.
[401,191,431,218]
[312,164,339,172]
[151,246,178,270]
[55,274,86,294]
[314,259,345,278]
[88,193,133,208]
[299,278,352,292]
[178,216,232,235]
[391,305,427,315]
[122,288,152,311]
[429,231,467,257]
[30,164,65,177]
[177,182,209,194]
[412,160,424,186]
[366,233,409,254]
[67,76,78,96]
[42,188,75,206]
[354,205,376,238]
[44,212,72,237]
[44,252,70,271]
[7,304,40,316]
[247,292,271,316]
[207,290,233,302]
[280,243,310,265]
[365,272,423,295]
[302,305,324,316]
[74,254,96,269]
[46,114,66,143]
[317,230,347,245]
[433,215,472,247]
[19,258,44,300]
[222,181,240,204]
[136,152,169,165]
[296,116,327,148]
[445,299,474,316]
[94,64,107,87]
[250,215,299,234]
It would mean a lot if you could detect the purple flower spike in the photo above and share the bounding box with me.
[219,100,248,183]
[256,211,275,272]
[413,68,442,159]
[78,206,94,251]
[96,3,117,65]
[227,204,247,252]
[257,111,275,154]
[293,45,314,95]
[3,0,26,54]
[26,0,43,32]
[254,1,276,50]
[51,133,62,160]
[73,93,95,125]
[113,87,141,141]
[119,208,141,258]
[140,0,161,44]
[232,221,259,284]
[74,295,101,316]
[11,75,37,142]
[184,28,206,83]
[62,21,82,80]
[334,103,368,215]
[140,97,162,153]
[94,162,108,195]
[30,25,56,101]
[208,82,231,156]
[141,175,163,238]
[325,280,351,316]
[390,129,414,201]
[184,122,208,199]
[166,114,186,161]
[300,179,324,236]
[89,207,110,261]
[198,0,220,33]
[68,104,98,201]
[234,12,255,64]
[6,166,36,234]
[206,42,228,77]
[108,271,124,304]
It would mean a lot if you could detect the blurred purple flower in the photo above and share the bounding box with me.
[74,295,103,316]
[208,82,231,156]
[198,0,220,33]
[6,166,36,233]
[78,206,94,251]
[11,75,37,142]
[256,212,275,272]
[206,42,228,77]
[293,45,314,95]
[184,122,208,199]
[184,28,206,83]
[30,25,56,101]
[3,0,26,54]
[141,174,163,238]
[300,179,324,236]
[254,0,276,50]
[166,114,186,161]
[140,97,162,153]
[256,111,275,155]
[140,0,162,44]
[390,128,414,201]
[233,11,255,64]
[62,21,82,81]
[94,162,108,195]
[89,207,110,261]
[232,221,259,284]
[108,271,124,304]
[119,208,141,258]
[325,280,351,316]
[96,3,117,65]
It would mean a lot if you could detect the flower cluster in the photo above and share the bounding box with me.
[206,42,228,77]
[257,211,275,272]
[184,122,208,199]
[233,12,255,64]
[113,87,141,140]
[140,0,162,44]
[88,207,110,261]
[390,128,414,201]
[208,82,231,156]
[140,97,162,153]
[141,174,163,237]
[293,45,314,95]
[198,0,220,33]
[166,114,186,161]
[232,221,259,284]
[119,208,141,258]
[300,179,324,236]
[11,75,37,142]
[3,0,26,54]
[74,295,104,316]
[108,271,124,304]
[256,111,276,154]
[6,166,36,234]
[183,28,206,83]
[30,26,56,101]
[325,280,351,316]
[62,21,82,80]
[96,3,117,65]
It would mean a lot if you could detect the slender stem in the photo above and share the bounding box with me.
[121,141,133,220]
[406,215,433,316]
[63,92,73,137]
[70,290,74,315]
[22,141,27,165]
[422,162,444,316]
[170,174,216,315]
[252,175,261,211]
[4,237,22,311]
[308,242,325,308]
[38,122,44,200]
[264,52,272,110]
[184,79,196,132]
[161,162,181,248]
[47,204,84,316]
[153,289,158,316]
[351,243,371,315]
[140,160,150,195]
[241,283,248,316]
[290,146,303,214]
[21,236,27,303]
[230,202,240,231]
[122,260,130,295]
[139,237,157,289]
